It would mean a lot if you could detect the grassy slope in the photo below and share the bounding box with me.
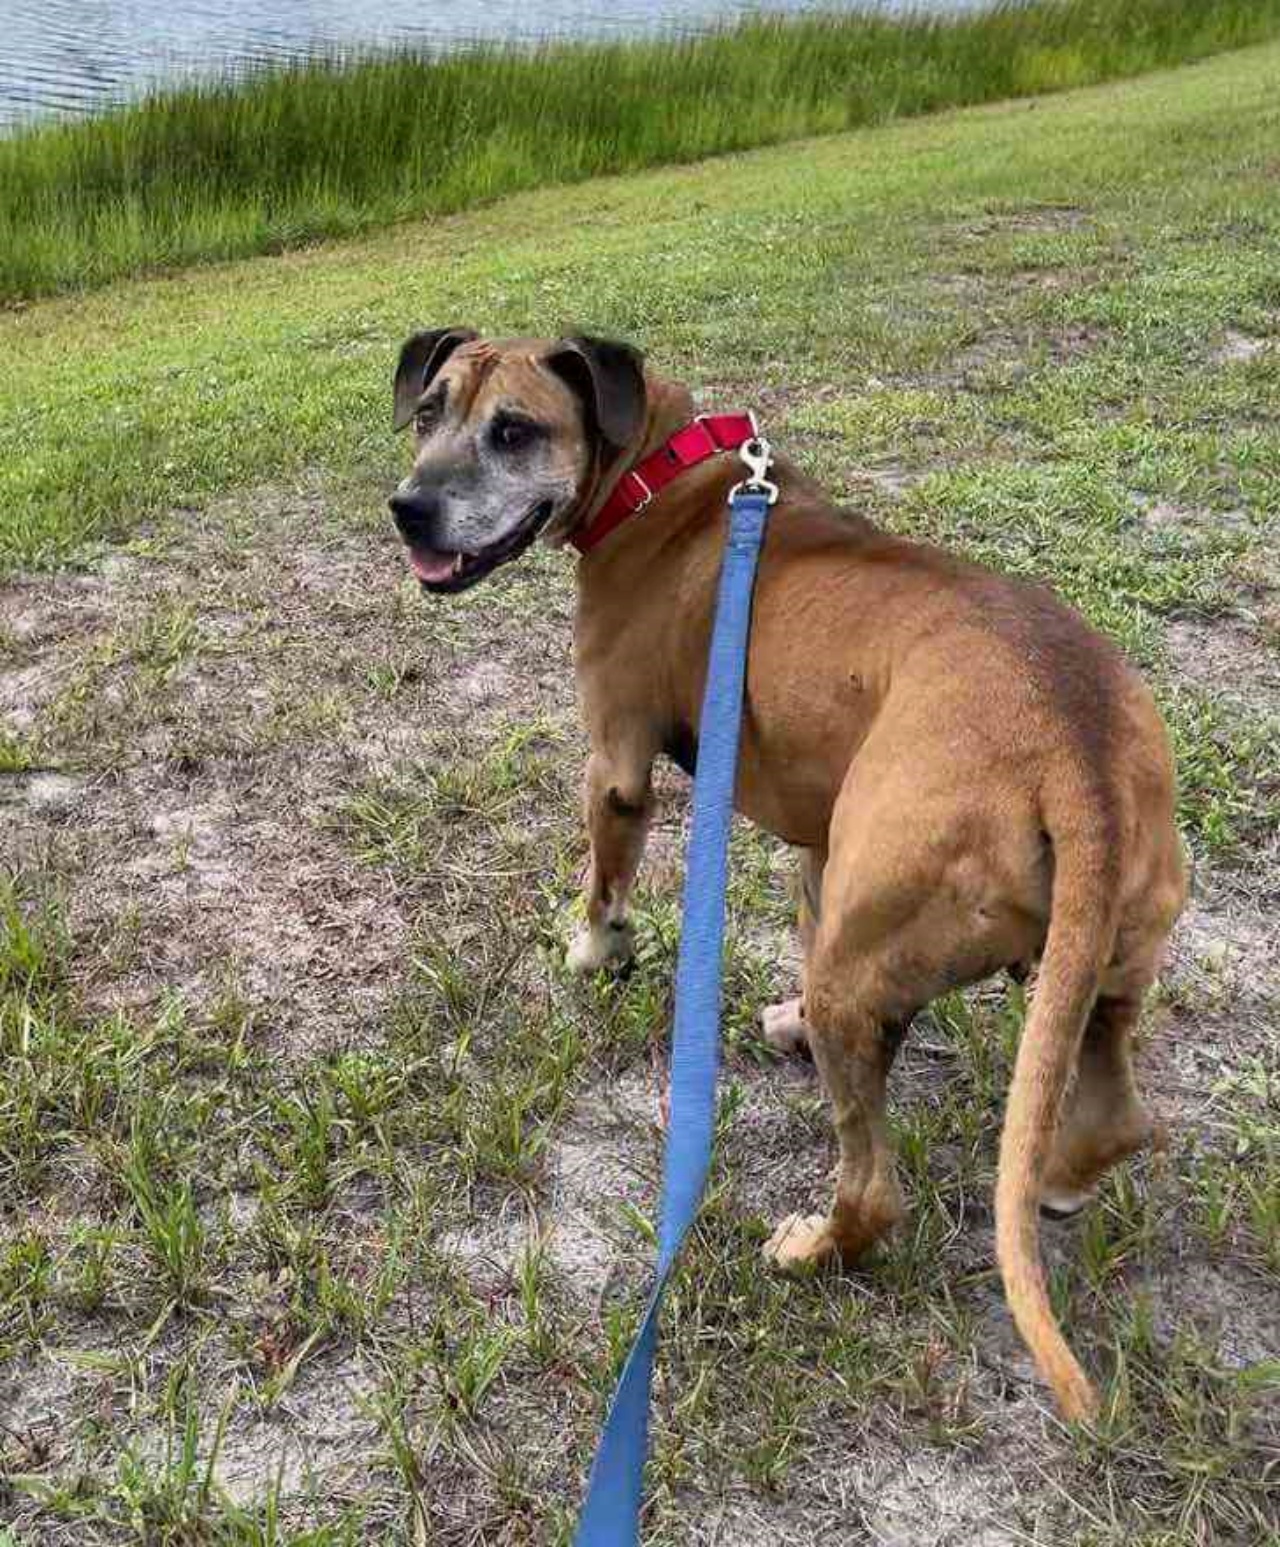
[3,0,1280,301]
[1,42,1278,1547]
[4,37,1278,847]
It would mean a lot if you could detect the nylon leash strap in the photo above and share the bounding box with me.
[573,435,778,1547]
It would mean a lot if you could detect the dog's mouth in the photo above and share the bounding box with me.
[404,500,555,594]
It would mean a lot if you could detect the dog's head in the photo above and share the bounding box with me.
[388,330,647,592]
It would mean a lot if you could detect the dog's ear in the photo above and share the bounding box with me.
[393,328,479,431]
[545,335,646,451]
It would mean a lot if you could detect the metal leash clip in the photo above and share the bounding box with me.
[728,435,779,506]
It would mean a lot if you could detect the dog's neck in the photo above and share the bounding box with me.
[624,372,699,471]
[555,372,695,547]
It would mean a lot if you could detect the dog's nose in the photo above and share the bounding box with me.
[388,486,441,538]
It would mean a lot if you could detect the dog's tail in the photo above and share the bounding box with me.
[995,777,1123,1421]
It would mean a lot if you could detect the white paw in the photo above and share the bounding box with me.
[761,996,808,1053]
[566,920,635,975]
[762,1212,836,1271]
[1040,1186,1095,1220]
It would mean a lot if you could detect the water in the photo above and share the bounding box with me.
[0,0,979,130]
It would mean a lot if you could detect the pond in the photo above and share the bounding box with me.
[0,0,985,129]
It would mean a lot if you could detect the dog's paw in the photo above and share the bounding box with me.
[1039,1186,1096,1221]
[761,996,808,1054]
[566,919,635,975]
[762,1212,837,1272]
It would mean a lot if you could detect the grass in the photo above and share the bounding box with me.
[5,0,1280,301]
[2,39,1279,1547]
[4,34,1278,847]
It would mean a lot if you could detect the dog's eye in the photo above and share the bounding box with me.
[491,415,539,452]
[413,404,439,436]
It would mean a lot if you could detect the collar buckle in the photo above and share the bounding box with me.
[625,469,654,512]
[727,436,778,506]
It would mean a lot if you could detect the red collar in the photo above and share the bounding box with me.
[570,412,758,555]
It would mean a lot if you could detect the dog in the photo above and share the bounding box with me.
[387,328,1187,1421]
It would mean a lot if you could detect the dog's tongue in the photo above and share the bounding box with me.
[409,548,461,584]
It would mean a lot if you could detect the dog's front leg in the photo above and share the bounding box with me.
[566,748,655,973]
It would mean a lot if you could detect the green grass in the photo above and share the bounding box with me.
[3,37,1277,850]
[5,0,1280,301]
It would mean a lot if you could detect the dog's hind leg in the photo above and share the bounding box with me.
[1041,975,1158,1219]
[765,970,908,1269]
[763,747,1039,1272]
[762,847,825,1054]
[763,812,919,1268]
[567,746,656,973]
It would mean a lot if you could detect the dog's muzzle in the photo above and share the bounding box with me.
[388,483,555,594]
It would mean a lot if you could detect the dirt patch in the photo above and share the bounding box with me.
[545,1068,664,1291]
[1135,497,1253,536]
[929,318,1107,393]
[1164,617,1280,724]
[3,478,1277,1546]
[0,770,87,814]
[1166,888,1280,1009]
[850,465,927,498]
[0,483,580,1049]
[864,1451,1028,1547]
[1211,329,1272,365]
[951,205,1092,238]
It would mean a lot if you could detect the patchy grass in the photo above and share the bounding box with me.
[2,42,1279,1547]
[5,0,1280,302]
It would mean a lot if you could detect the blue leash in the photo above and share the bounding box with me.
[574,437,778,1547]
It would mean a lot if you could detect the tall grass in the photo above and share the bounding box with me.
[2,0,1279,302]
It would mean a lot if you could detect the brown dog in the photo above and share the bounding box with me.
[388,329,1187,1421]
